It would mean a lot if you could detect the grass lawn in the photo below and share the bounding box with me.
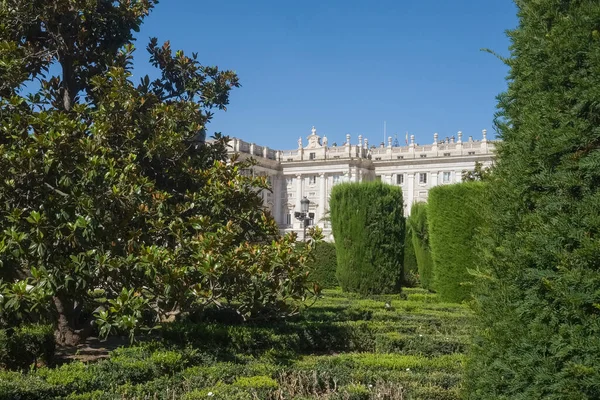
[0,287,472,399]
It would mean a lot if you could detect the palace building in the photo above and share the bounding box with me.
[228,127,495,241]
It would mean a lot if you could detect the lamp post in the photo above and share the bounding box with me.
[294,197,314,242]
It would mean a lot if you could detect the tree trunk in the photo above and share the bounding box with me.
[60,55,75,112]
[53,296,91,346]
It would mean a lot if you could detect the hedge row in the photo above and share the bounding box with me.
[330,181,405,295]
[0,351,465,400]
[407,202,434,291]
[161,319,470,356]
[427,182,485,303]
[0,324,55,370]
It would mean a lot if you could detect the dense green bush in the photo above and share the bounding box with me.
[428,183,485,303]
[407,203,434,291]
[301,241,338,289]
[0,324,55,370]
[330,181,405,295]
[403,225,419,287]
[465,2,600,399]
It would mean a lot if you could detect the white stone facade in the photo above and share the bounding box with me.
[228,127,495,241]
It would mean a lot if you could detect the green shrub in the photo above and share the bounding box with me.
[375,332,469,356]
[341,383,370,400]
[403,224,419,287]
[428,183,485,302]
[233,375,278,390]
[0,370,57,400]
[408,202,435,291]
[0,324,55,370]
[306,241,338,289]
[465,2,600,399]
[330,181,405,295]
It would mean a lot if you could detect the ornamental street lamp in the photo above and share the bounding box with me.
[294,197,314,242]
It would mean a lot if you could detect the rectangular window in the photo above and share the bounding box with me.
[287,158,294,162]
[397,156,404,159]
[309,176,317,185]
[375,157,382,161]
[419,173,427,184]
[468,151,476,155]
[443,171,451,183]
[420,154,427,158]
[286,213,291,225]
[309,152,316,160]
[333,175,342,184]
[396,174,404,185]
[444,152,451,157]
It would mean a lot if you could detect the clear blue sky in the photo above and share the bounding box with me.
[133,0,518,150]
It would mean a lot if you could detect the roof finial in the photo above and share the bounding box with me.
[311,126,317,136]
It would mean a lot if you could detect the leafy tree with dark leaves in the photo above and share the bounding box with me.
[0,0,321,346]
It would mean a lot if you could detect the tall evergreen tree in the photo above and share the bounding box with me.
[330,181,405,295]
[466,1,600,398]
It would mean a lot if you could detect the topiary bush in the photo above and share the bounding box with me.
[0,324,55,370]
[330,181,405,295]
[428,183,485,303]
[407,202,434,291]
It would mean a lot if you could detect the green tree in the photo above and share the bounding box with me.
[0,0,321,346]
[407,202,434,291]
[428,182,485,303]
[465,1,600,398]
[461,161,492,182]
[402,224,419,287]
[330,181,405,295]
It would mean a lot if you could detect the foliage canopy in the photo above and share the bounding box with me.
[0,0,321,346]
[465,1,600,398]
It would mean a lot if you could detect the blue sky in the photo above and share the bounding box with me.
[133,0,518,150]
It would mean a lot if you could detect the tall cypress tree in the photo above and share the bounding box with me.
[466,1,600,398]
[330,181,405,295]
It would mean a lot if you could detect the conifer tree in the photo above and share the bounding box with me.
[330,181,404,295]
[466,1,600,398]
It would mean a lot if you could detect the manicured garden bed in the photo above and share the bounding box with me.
[0,288,471,399]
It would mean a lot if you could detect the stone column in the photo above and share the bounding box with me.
[271,176,281,224]
[455,170,463,183]
[319,172,326,227]
[295,174,303,229]
[407,173,415,211]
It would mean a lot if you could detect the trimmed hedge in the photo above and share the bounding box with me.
[408,202,434,291]
[330,181,405,295]
[428,183,485,303]
[303,241,338,289]
[403,225,419,287]
[0,287,469,400]
[0,324,55,370]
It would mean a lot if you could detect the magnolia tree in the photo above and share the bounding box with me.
[0,0,321,346]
